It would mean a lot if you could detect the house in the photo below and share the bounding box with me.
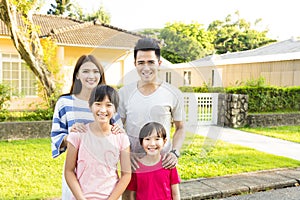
[0,14,144,110]
[159,37,300,88]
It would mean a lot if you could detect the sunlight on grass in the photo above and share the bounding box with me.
[239,126,300,143]
[1,132,300,199]
[0,139,65,200]
[177,131,300,180]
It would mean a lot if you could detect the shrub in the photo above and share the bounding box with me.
[0,83,11,110]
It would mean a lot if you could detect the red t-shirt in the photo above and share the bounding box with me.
[127,159,180,200]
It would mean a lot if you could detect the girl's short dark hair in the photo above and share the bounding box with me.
[88,85,119,111]
[139,122,166,145]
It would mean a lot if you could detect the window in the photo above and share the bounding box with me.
[184,71,191,86]
[1,53,38,96]
[166,71,171,84]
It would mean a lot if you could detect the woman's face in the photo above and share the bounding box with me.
[77,62,101,91]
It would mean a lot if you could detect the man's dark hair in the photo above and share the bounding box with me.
[134,38,161,61]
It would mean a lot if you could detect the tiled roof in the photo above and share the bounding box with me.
[0,14,143,49]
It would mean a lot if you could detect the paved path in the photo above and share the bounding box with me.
[186,125,300,161]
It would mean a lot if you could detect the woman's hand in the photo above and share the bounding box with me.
[70,123,87,133]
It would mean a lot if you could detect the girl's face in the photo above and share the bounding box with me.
[142,130,166,156]
[77,62,101,91]
[91,95,115,124]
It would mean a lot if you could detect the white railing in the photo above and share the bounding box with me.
[183,93,218,126]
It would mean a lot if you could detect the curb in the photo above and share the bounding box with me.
[180,168,300,200]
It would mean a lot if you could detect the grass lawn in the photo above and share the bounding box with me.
[239,125,300,143]
[1,131,300,199]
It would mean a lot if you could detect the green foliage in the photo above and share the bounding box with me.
[138,28,161,39]
[0,83,11,110]
[244,76,266,87]
[179,85,225,93]
[40,37,62,109]
[84,5,111,24]
[0,108,53,122]
[11,0,37,13]
[207,11,276,54]
[47,0,72,15]
[225,86,300,112]
[159,22,215,63]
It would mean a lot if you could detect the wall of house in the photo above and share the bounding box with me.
[0,41,136,110]
[159,59,300,88]
[159,66,212,88]
[220,60,300,87]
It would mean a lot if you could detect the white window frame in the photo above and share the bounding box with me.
[166,71,172,84]
[184,70,191,86]
[0,53,38,97]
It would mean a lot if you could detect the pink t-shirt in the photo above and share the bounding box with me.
[127,159,180,200]
[68,124,130,200]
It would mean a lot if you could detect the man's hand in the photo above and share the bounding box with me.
[162,152,178,169]
[130,154,140,171]
[111,124,124,134]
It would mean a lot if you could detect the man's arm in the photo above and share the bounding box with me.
[162,121,185,169]
[171,121,185,153]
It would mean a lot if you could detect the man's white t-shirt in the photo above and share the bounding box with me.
[118,81,185,154]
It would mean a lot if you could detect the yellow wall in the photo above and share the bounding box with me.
[0,39,130,110]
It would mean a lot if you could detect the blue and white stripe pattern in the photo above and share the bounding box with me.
[51,95,94,158]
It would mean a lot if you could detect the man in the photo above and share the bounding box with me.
[118,37,185,170]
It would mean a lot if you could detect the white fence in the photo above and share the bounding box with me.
[183,93,219,126]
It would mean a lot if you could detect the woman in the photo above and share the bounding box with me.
[51,55,122,199]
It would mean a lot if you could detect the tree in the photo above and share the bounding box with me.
[208,11,276,54]
[47,0,72,15]
[0,0,56,107]
[84,5,111,24]
[159,22,214,63]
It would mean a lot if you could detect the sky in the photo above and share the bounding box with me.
[45,0,300,41]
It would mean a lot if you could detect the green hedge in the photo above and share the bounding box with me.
[0,109,54,122]
[179,85,300,113]
[225,86,300,113]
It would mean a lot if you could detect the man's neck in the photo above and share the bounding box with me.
[137,80,162,96]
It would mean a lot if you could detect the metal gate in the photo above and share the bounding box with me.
[183,93,218,125]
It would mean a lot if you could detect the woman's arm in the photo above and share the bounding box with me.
[171,184,180,200]
[64,142,86,200]
[51,99,68,158]
[108,146,131,200]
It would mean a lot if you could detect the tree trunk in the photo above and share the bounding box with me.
[0,0,56,107]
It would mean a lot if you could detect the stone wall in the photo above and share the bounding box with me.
[0,120,52,140]
[218,93,249,128]
[247,113,300,127]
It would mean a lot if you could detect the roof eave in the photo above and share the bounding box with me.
[56,43,132,50]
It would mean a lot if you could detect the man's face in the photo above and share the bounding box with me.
[135,50,161,83]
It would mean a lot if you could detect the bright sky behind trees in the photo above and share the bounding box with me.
[45,0,300,41]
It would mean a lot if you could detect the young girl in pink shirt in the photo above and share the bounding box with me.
[127,122,181,200]
[64,85,131,200]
